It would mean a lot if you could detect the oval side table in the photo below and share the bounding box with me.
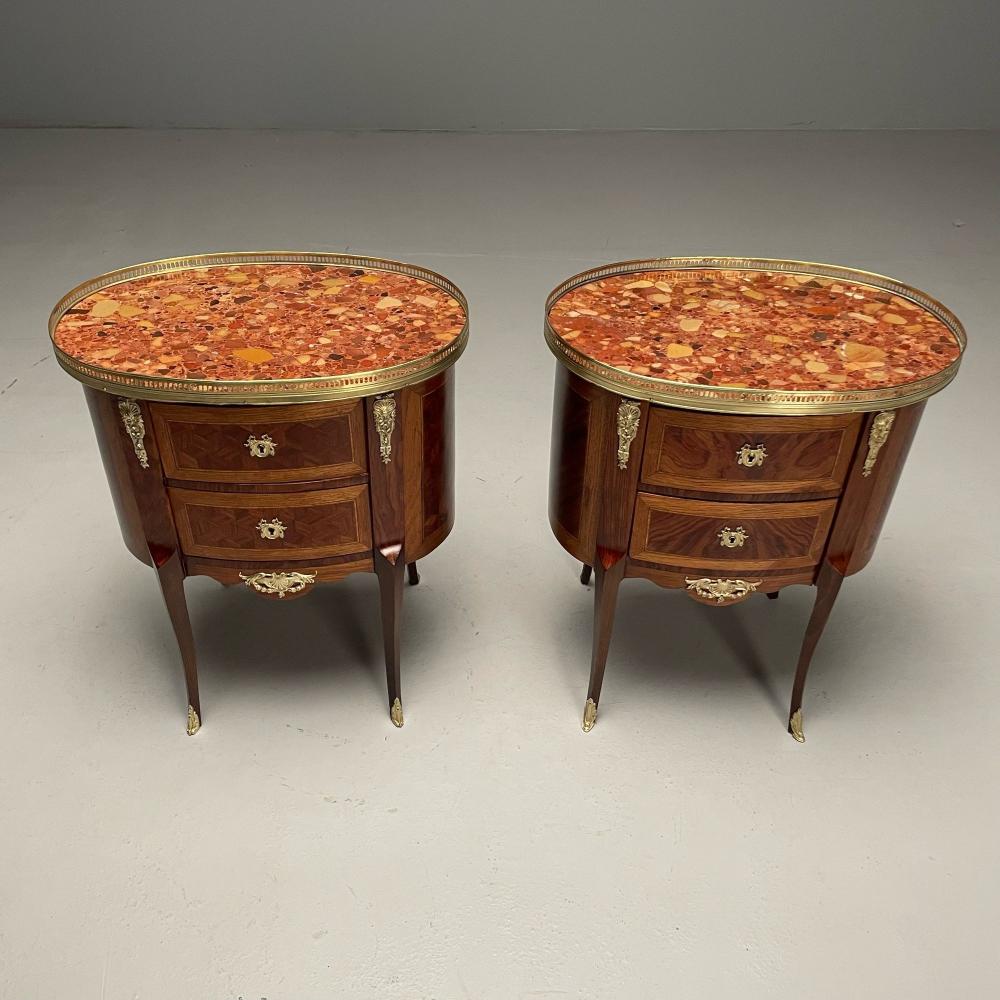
[51,252,469,734]
[544,257,965,740]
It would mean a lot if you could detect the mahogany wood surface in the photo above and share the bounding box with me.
[85,388,181,570]
[403,369,456,562]
[626,561,815,596]
[366,390,406,565]
[151,400,367,484]
[154,551,201,722]
[825,402,925,576]
[630,494,836,570]
[168,484,371,561]
[375,549,405,718]
[163,475,370,495]
[640,407,861,497]
[587,558,626,712]
[595,392,650,571]
[548,365,601,562]
[787,560,845,739]
[86,386,201,724]
[85,386,154,567]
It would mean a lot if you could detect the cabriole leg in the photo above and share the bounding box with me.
[583,558,626,732]
[375,551,406,727]
[153,551,201,735]
[788,562,845,742]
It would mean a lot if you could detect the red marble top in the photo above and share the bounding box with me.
[53,262,465,382]
[547,267,961,393]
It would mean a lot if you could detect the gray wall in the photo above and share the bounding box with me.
[1,0,997,130]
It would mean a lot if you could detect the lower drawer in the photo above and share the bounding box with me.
[629,493,835,571]
[169,485,372,561]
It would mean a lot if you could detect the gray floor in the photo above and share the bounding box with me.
[1,129,998,999]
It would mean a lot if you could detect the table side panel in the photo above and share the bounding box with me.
[548,368,611,563]
[85,386,181,568]
[404,369,456,562]
[826,401,926,576]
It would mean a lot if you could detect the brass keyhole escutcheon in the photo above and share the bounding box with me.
[717,525,748,549]
[246,434,277,459]
[736,443,767,468]
[257,518,286,541]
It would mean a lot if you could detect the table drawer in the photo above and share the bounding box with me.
[630,493,836,571]
[169,486,372,561]
[151,401,367,484]
[640,408,861,497]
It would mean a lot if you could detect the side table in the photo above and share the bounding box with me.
[52,252,468,733]
[545,257,965,740]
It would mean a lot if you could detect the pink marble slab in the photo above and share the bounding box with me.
[547,267,961,393]
[54,262,466,382]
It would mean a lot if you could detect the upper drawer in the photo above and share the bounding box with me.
[640,408,861,497]
[150,401,367,484]
[630,493,836,571]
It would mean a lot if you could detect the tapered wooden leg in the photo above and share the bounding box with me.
[375,550,406,727]
[406,562,420,586]
[580,563,593,586]
[582,558,626,731]
[153,551,201,735]
[788,561,844,742]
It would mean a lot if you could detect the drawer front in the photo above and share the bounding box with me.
[640,408,861,496]
[630,494,836,571]
[151,401,367,484]
[169,486,372,561]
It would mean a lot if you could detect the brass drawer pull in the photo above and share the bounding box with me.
[736,443,767,468]
[239,570,316,598]
[717,525,748,548]
[245,434,277,459]
[257,518,286,541]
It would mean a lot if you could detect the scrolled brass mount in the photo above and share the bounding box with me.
[239,570,316,598]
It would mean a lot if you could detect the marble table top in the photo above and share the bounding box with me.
[51,253,468,403]
[545,258,965,413]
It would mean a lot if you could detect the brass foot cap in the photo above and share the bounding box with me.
[789,709,805,743]
[186,705,201,736]
[390,698,404,728]
[582,698,598,733]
